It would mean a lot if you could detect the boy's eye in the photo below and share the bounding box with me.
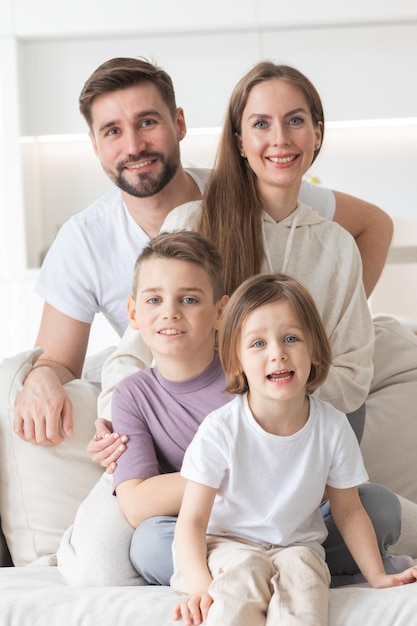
[147,297,161,304]
[182,296,198,304]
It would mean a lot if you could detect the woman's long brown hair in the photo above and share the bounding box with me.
[198,62,324,296]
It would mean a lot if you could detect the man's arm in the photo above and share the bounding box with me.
[332,191,394,297]
[13,303,91,446]
[116,473,186,528]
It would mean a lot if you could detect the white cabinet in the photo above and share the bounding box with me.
[16,17,417,134]
[11,0,417,38]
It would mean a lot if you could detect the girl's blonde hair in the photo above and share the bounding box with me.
[218,273,332,395]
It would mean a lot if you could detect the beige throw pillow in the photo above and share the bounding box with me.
[0,349,103,565]
[363,316,417,504]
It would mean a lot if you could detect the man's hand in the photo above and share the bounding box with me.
[87,418,128,474]
[13,366,73,445]
[13,303,91,446]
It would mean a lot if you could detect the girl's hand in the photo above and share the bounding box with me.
[370,565,417,588]
[172,592,213,625]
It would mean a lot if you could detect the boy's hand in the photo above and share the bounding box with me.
[172,592,213,625]
[86,418,128,473]
[370,565,417,588]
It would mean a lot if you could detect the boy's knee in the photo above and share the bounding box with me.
[130,516,176,585]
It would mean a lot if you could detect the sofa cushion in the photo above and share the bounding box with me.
[0,349,103,566]
[362,315,417,504]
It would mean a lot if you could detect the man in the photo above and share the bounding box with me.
[13,57,393,447]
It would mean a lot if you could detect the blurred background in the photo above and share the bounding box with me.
[1,0,417,359]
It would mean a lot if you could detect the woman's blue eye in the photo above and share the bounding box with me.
[254,120,268,129]
[288,117,303,126]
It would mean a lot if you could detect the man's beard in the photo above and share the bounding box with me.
[110,150,180,198]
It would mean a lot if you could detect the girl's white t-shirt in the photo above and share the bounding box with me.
[181,394,368,558]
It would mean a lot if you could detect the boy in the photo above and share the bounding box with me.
[111,230,229,583]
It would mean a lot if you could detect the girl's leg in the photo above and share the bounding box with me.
[267,546,330,626]
[172,536,274,626]
[206,537,274,626]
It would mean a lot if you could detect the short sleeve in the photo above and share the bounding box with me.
[181,416,228,489]
[299,181,335,220]
[35,220,99,323]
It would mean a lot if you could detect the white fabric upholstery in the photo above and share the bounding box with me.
[0,314,417,624]
[0,349,103,565]
[363,315,417,504]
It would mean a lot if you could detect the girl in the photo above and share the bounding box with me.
[171,273,417,626]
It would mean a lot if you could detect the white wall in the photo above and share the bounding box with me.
[1,1,417,357]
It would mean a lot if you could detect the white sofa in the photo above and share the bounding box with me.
[1,315,417,625]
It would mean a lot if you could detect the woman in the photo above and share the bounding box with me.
[163,62,372,416]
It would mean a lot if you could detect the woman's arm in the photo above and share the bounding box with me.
[87,326,153,470]
[116,473,186,528]
[173,480,217,626]
[332,191,393,297]
[313,228,375,414]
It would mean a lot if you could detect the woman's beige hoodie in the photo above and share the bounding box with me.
[100,200,374,417]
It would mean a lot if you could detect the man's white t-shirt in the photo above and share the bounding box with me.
[36,169,335,336]
[181,394,368,559]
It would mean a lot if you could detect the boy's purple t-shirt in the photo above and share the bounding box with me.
[112,354,229,490]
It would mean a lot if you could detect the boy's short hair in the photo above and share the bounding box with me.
[218,273,332,395]
[79,57,177,128]
[132,231,224,302]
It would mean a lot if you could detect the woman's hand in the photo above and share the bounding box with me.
[86,418,128,473]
